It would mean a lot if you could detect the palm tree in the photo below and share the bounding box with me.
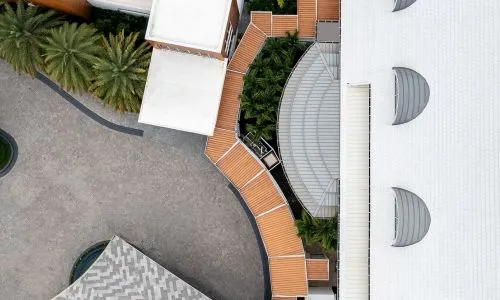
[312,216,338,252]
[240,32,305,140]
[296,210,339,253]
[295,210,316,246]
[0,2,63,75]
[90,31,151,113]
[43,22,102,92]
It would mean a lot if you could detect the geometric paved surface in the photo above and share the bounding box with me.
[53,237,210,300]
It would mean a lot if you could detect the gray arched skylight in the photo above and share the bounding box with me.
[393,67,430,125]
[393,0,417,12]
[393,188,431,247]
[278,42,340,218]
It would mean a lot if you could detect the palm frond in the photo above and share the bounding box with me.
[89,31,151,113]
[43,22,102,92]
[0,2,63,75]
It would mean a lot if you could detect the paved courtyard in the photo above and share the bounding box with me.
[0,61,264,300]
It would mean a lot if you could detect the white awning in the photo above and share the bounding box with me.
[145,0,232,53]
[139,49,227,136]
[338,84,370,300]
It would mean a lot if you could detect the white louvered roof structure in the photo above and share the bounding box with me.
[340,0,500,299]
[338,84,370,300]
[278,42,341,218]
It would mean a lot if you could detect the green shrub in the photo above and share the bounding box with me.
[240,31,306,141]
[91,8,148,44]
[295,210,338,253]
[247,0,297,14]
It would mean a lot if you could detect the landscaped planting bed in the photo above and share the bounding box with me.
[247,0,297,14]
[239,32,308,219]
[0,2,151,113]
[239,32,307,144]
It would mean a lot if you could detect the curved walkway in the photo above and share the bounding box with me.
[205,2,340,297]
[0,60,264,300]
[35,72,144,137]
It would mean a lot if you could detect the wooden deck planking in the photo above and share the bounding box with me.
[251,11,273,35]
[256,206,304,257]
[271,15,298,37]
[269,257,308,297]
[216,143,263,189]
[298,0,317,37]
[228,24,267,74]
[215,72,244,131]
[306,258,330,280]
[317,0,340,20]
[205,129,237,163]
[240,172,286,216]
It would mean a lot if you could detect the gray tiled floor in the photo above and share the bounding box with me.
[0,60,264,300]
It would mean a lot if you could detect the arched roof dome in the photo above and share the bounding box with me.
[393,0,417,12]
[392,187,431,247]
[393,67,430,125]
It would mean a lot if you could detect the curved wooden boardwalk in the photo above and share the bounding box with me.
[205,1,339,298]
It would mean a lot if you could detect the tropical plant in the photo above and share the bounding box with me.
[43,22,102,92]
[295,210,316,245]
[90,31,151,113]
[247,0,297,14]
[295,210,339,253]
[240,31,306,140]
[91,8,148,45]
[0,2,63,75]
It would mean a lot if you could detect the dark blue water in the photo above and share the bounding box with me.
[70,241,109,283]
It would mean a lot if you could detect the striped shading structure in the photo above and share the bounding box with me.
[52,237,210,300]
[205,1,339,298]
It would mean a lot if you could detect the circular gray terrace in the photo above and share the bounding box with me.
[0,60,264,300]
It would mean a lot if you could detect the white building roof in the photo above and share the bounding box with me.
[341,1,500,299]
[139,49,227,136]
[145,0,232,53]
[87,0,152,15]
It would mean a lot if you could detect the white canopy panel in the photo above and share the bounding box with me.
[338,84,370,300]
[139,49,227,136]
[146,0,232,52]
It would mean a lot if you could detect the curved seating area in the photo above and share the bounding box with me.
[205,1,339,298]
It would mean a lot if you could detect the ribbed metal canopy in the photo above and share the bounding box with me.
[393,0,417,12]
[393,67,430,125]
[392,188,431,247]
[278,42,340,218]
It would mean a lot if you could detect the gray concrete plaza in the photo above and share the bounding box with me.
[0,61,264,300]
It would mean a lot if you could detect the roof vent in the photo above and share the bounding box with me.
[393,0,417,12]
[392,187,431,247]
[393,67,430,125]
